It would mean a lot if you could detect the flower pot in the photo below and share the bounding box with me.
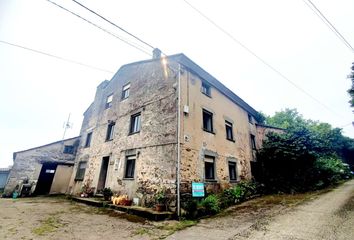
[155,204,165,212]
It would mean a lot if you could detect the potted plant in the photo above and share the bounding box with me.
[102,187,113,201]
[155,189,167,212]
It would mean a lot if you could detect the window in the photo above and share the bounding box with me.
[248,114,253,124]
[201,81,211,97]
[204,155,215,180]
[203,109,213,133]
[228,161,237,181]
[84,132,92,147]
[105,94,113,109]
[250,134,256,150]
[124,155,136,178]
[75,162,87,181]
[225,121,234,141]
[129,113,141,134]
[63,145,75,154]
[121,83,130,100]
[105,122,115,141]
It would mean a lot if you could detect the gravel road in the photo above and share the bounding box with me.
[168,180,354,240]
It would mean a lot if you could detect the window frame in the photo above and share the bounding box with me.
[129,112,141,134]
[105,94,113,109]
[228,161,237,182]
[105,122,115,141]
[124,155,136,179]
[121,83,130,100]
[204,155,216,181]
[250,134,256,150]
[84,132,92,148]
[201,81,211,97]
[202,109,214,133]
[248,114,253,124]
[75,161,87,181]
[63,145,75,154]
[225,120,234,141]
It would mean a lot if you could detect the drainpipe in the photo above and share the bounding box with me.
[177,63,181,218]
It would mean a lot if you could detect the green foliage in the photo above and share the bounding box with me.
[200,194,220,215]
[254,111,266,124]
[347,62,354,108]
[102,187,113,200]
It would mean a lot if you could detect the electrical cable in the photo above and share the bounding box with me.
[72,0,155,50]
[303,0,354,53]
[0,40,114,73]
[182,0,343,118]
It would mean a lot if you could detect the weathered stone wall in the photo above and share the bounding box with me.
[69,59,178,208]
[4,137,79,194]
[179,70,258,195]
[256,124,285,148]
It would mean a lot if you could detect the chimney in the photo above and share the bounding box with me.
[152,48,162,59]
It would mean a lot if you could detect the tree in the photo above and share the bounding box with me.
[348,62,354,108]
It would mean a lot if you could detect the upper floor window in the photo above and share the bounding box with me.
[203,109,214,133]
[248,114,253,124]
[105,122,115,141]
[63,145,75,154]
[84,132,92,148]
[201,81,211,97]
[225,121,234,141]
[105,94,113,109]
[129,112,141,134]
[204,155,215,180]
[250,134,256,150]
[121,83,130,100]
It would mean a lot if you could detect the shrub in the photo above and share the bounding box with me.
[200,194,220,215]
[315,156,352,187]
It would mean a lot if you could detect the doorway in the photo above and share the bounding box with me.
[97,156,109,193]
[34,162,58,195]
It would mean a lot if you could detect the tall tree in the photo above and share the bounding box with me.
[348,62,354,108]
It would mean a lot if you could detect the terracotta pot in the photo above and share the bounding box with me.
[155,204,165,212]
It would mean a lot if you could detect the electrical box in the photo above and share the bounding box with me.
[183,105,189,114]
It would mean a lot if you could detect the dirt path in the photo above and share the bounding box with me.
[167,180,354,240]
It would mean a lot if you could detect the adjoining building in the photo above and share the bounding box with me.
[67,52,275,211]
[4,137,80,196]
[0,167,11,192]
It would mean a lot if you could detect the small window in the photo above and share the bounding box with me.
[228,161,237,181]
[105,94,113,109]
[248,114,253,124]
[129,113,141,134]
[250,134,256,150]
[121,83,130,100]
[105,122,115,141]
[124,155,136,178]
[75,162,87,181]
[84,132,92,148]
[225,121,234,141]
[204,155,215,180]
[201,81,211,97]
[63,145,75,154]
[203,109,213,133]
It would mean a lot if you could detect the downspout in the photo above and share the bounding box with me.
[177,63,181,218]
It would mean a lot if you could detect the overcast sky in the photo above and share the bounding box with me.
[1,0,353,167]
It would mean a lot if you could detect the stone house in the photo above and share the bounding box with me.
[4,137,80,196]
[68,52,274,211]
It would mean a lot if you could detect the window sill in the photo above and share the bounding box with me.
[123,177,134,180]
[229,180,238,183]
[128,131,140,136]
[205,179,217,183]
[83,146,90,148]
[105,139,113,142]
[121,97,129,101]
[203,129,215,134]
[226,138,235,142]
[74,178,84,181]
[201,92,212,98]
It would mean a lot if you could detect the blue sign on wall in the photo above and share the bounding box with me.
[192,182,205,197]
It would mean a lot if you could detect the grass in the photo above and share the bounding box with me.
[31,215,64,236]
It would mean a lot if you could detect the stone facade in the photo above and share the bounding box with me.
[4,137,80,195]
[68,53,271,210]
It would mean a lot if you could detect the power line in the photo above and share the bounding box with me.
[72,0,155,50]
[46,0,152,56]
[182,0,343,118]
[0,40,114,73]
[303,0,354,53]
